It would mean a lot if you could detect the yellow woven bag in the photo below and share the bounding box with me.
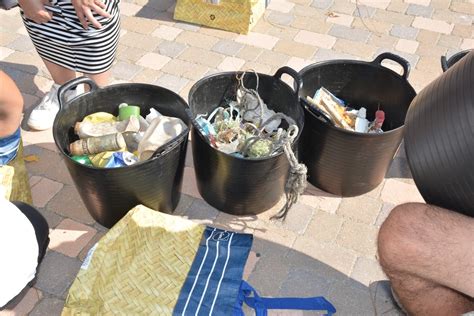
[174,0,265,34]
[0,141,32,204]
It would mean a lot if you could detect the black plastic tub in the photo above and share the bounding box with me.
[298,53,417,197]
[440,49,471,72]
[404,50,474,217]
[188,67,304,215]
[53,77,190,228]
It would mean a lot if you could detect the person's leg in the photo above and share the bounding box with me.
[43,59,76,85]
[84,70,111,88]
[378,203,474,315]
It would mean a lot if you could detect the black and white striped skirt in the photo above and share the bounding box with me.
[21,0,120,74]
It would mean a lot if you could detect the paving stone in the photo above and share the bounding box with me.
[311,0,333,9]
[375,202,396,227]
[119,1,142,16]
[255,50,290,67]
[264,201,314,235]
[216,56,245,71]
[243,251,259,279]
[211,39,243,56]
[0,15,22,32]
[0,30,17,46]
[313,48,360,61]
[154,74,189,93]
[407,3,434,17]
[156,40,187,58]
[236,45,263,61]
[31,177,63,208]
[29,297,64,316]
[304,210,344,243]
[120,32,160,51]
[326,12,354,26]
[267,25,300,42]
[293,235,356,275]
[386,156,413,180]
[180,166,200,199]
[251,18,274,34]
[183,198,219,224]
[376,47,419,68]
[242,61,272,74]
[368,33,398,48]
[330,0,357,15]
[437,34,462,48]
[300,184,342,214]
[390,24,419,39]
[199,27,238,40]
[365,181,385,199]
[0,47,15,60]
[295,30,337,49]
[413,16,455,34]
[117,46,146,63]
[333,38,379,58]
[416,29,441,45]
[450,1,474,14]
[452,24,473,38]
[120,16,160,35]
[172,193,195,216]
[78,230,106,261]
[381,178,425,205]
[369,280,405,316]
[268,0,295,13]
[375,9,415,25]
[48,219,97,257]
[386,0,409,13]
[150,25,182,42]
[352,0,391,9]
[35,251,82,297]
[267,11,294,26]
[161,58,208,80]
[336,220,378,257]
[38,208,64,229]
[327,279,374,315]
[235,32,279,50]
[337,196,382,225]
[175,31,220,50]
[280,268,332,297]
[395,38,419,53]
[247,252,290,296]
[285,56,313,71]
[179,46,224,67]
[328,25,371,42]
[173,22,201,32]
[291,15,332,33]
[111,61,143,80]
[272,40,315,59]
[0,287,40,316]
[132,68,163,84]
[47,185,94,225]
[6,35,33,52]
[136,52,171,71]
[432,9,473,25]
[351,257,387,286]
[213,212,258,233]
[461,38,474,50]
[404,0,431,5]
[353,4,376,17]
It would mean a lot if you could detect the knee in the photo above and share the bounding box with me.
[377,203,428,272]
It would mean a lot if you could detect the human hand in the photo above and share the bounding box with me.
[71,0,111,29]
[18,0,52,24]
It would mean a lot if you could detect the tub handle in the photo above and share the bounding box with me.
[58,76,99,110]
[274,66,303,97]
[372,52,410,80]
[440,56,449,72]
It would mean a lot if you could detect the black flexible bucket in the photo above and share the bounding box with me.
[188,67,304,215]
[440,49,471,72]
[53,77,190,228]
[404,51,474,217]
[298,53,416,196]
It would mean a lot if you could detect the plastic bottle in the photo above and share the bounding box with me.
[355,107,369,133]
[70,133,126,156]
[75,116,140,139]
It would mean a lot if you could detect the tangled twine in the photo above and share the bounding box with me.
[235,70,308,220]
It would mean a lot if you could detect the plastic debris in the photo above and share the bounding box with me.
[306,87,387,134]
[75,116,140,139]
[145,108,162,124]
[70,155,93,166]
[118,103,140,121]
[70,133,126,156]
[137,115,187,161]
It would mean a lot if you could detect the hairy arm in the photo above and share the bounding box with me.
[0,71,23,137]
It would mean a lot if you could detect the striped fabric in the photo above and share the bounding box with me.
[174,228,253,316]
[0,128,21,165]
[21,0,121,74]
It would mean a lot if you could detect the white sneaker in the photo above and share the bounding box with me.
[27,83,81,131]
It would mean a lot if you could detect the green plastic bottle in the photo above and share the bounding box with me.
[70,155,93,166]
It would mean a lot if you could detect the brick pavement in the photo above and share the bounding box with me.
[1,0,473,314]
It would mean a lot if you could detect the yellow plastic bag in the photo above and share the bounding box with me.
[174,0,266,34]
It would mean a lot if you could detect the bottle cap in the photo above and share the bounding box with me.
[119,105,141,121]
[358,107,367,118]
